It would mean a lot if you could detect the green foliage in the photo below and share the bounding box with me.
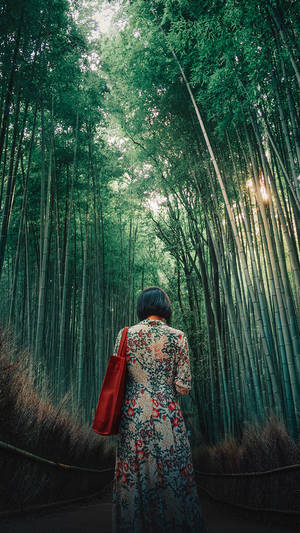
[0,0,299,445]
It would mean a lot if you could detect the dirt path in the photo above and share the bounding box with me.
[0,485,298,533]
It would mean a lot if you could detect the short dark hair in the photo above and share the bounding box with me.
[137,286,172,324]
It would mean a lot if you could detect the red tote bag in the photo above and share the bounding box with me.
[92,327,128,436]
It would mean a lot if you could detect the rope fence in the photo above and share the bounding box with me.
[1,438,299,477]
[194,464,300,477]
[196,484,300,516]
[1,438,300,517]
[0,439,112,474]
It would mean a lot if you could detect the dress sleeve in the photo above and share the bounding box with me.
[174,333,192,393]
[112,329,123,356]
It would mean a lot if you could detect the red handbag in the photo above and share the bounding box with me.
[92,327,129,436]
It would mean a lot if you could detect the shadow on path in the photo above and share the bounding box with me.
[0,484,298,533]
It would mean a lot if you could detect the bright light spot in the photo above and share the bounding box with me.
[93,3,115,34]
[145,194,166,214]
[92,1,123,36]
[110,180,119,192]
[260,184,269,202]
[107,135,128,152]
[247,177,269,202]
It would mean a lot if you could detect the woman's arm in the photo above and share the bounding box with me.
[174,333,192,396]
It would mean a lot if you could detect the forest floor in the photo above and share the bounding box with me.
[0,481,298,533]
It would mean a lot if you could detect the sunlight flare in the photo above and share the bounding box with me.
[145,194,166,214]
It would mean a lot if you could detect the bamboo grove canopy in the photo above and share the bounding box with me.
[0,0,299,444]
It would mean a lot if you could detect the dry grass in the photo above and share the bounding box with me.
[0,327,115,512]
[193,416,300,514]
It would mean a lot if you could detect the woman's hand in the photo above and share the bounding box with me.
[175,384,189,396]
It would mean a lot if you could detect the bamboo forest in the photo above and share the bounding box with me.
[1,0,299,440]
[0,0,300,527]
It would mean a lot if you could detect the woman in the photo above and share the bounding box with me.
[112,286,206,532]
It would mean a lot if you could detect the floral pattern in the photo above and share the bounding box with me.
[112,318,206,533]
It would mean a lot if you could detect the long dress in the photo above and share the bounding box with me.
[111,317,206,533]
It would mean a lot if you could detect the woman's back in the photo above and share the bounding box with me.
[124,317,191,392]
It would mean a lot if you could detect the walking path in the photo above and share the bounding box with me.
[0,483,298,533]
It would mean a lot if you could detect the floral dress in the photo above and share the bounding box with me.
[112,317,206,533]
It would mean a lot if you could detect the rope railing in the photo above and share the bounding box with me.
[0,438,114,518]
[194,466,300,517]
[1,438,300,477]
[0,439,113,474]
[1,438,299,518]
[196,484,300,516]
[195,463,300,477]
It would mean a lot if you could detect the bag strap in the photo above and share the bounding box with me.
[117,327,129,358]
